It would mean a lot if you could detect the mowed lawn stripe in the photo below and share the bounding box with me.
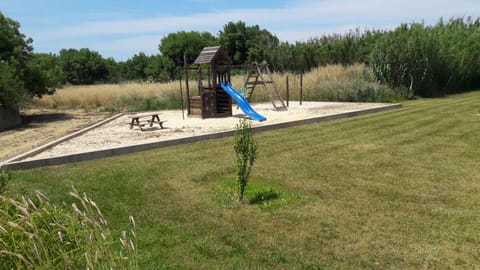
[9,91,480,269]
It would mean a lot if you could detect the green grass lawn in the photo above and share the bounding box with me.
[7,91,480,269]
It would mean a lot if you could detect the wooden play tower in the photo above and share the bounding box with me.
[186,46,233,118]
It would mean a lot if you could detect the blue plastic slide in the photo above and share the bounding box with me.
[220,82,267,121]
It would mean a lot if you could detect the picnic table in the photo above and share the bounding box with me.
[127,113,166,131]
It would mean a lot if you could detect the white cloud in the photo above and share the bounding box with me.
[39,0,480,38]
[31,0,480,59]
[94,35,162,58]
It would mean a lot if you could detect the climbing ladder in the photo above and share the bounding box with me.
[243,61,287,111]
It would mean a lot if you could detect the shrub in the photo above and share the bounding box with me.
[0,186,137,269]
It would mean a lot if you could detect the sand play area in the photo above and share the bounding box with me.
[2,101,401,169]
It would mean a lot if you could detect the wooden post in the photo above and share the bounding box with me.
[286,75,289,107]
[179,79,184,120]
[208,65,211,88]
[197,67,201,96]
[228,66,231,82]
[184,54,190,115]
[300,73,303,106]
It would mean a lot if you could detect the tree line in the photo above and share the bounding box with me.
[1,11,480,110]
[30,21,281,86]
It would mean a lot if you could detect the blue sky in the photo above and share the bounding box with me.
[1,0,479,61]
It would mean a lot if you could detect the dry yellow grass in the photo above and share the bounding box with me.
[31,64,389,109]
[249,63,387,102]
[32,81,181,108]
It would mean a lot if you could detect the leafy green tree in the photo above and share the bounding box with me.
[124,52,150,80]
[30,53,65,87]
[0,61,25,108]
[118,53,177,82]
[0,12,54,109]
[159,31,218,67]
[268,42,296,72]
[245,26,279,63]
[145,54,177,82]
[219,21,279,65]
[220,21,248,64]
[59,48,108,85]
[104,57,123,83]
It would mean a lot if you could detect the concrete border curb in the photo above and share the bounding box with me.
[1,104,402,170]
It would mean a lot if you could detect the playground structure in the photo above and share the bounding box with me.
[183,46,287,121]
[185,46,233,119]
[1,101,402,170]
[243,61,287,111]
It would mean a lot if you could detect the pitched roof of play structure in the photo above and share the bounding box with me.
[194,46,232,65]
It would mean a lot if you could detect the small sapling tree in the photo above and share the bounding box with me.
[234,118,257,203]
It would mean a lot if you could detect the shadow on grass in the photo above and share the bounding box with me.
[215,176,303,209]
[249,189,280,204]
[22,113,73,124]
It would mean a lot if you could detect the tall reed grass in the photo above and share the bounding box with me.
[260,64,400,103]
[0,186,137,269]
[31,64,401,110]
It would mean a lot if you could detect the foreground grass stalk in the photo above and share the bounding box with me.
[0,186,137,269]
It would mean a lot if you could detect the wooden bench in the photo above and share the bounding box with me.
[127,113,166,131]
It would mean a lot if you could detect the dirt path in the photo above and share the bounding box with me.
[0,109,110,162]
